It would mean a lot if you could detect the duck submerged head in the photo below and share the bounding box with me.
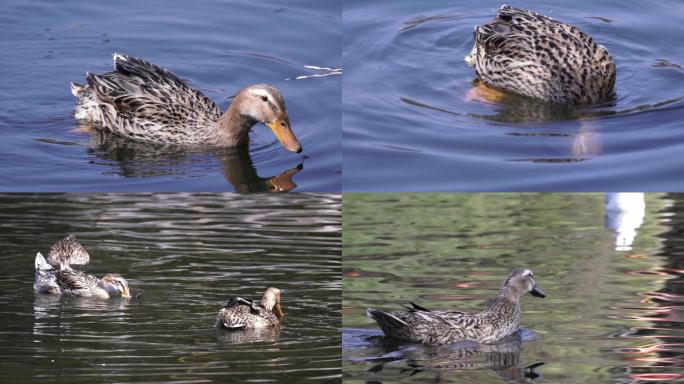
[502,268,546,301]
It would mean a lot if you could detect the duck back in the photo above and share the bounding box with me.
[72,54,224,145]
[467,5,615,104]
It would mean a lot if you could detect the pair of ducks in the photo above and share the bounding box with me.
[33,235,283,330]
[71,6,614,150]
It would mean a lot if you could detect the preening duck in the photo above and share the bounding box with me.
[367,268,545,345]
[33,235,131,300]
[465,5,616,104]
[71,54,302,152]
[215,287,283,329]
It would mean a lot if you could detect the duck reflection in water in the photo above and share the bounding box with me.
[463,80,605,162]
[85,129,303,193]
[33,294,130,338]
[216,326,281,345]
[363,329,544,384]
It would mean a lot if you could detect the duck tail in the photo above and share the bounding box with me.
[366,308,410,338]
[35,252,53,271]
[70,82,84,97]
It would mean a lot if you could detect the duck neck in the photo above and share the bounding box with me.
[492,286,522,307]
[215,100,257,147]
[260,293,277,311]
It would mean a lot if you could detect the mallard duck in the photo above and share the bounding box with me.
[33,236,130,299]
[465,5,616,104]
[71,54,302,152]
[366,268,545,345]
[215,287,283,329]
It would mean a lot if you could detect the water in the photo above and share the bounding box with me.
[343,0,684,191]
[0,0,341,192]
[342,193,684,383]
[0,193,341,383]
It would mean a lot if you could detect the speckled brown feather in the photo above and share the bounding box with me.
[47,234,90,267]
[466,5,615,104]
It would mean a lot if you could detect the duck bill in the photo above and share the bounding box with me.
[530,286,546,298]
[122,288,131,299]
[273,302,284,320]
[266,116,302,153]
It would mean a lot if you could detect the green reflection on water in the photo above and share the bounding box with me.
[343,193,677,384]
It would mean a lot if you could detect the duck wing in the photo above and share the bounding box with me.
[368,304,483,345]
[84,54,223,144]
[217,297,268,329]
[401,302,432,312]
[47,234,90,267]
[55,267,100,294]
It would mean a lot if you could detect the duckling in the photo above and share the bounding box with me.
[33,236,130,299]
[71,54,302,152]
[465,5,616,104]
[366,268,545,345]
[215,287,283,329]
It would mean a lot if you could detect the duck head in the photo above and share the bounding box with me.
[502,268,546,300]
[261,287,284,320]
[236,84,302,153]
[101,274,131,299]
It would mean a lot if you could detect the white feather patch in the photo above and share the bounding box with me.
[247,87,272,100]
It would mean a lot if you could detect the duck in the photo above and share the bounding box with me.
[33,236,131,299]
[366,268,546,345]
[71,54,302,153]
[215,287,283,329]
[465,5,616,104]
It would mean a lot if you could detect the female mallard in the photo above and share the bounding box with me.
[34,236,131,299]
[71,54,302,152]
[215,287,283,329]
[465,5,616,104]
[366,268,546,345]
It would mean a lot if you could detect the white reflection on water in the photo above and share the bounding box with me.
[604,192,645,251]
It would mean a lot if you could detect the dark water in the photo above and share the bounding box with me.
[0,193,341,382]
[0,0,341,192]
[343,0,684,191]
[343,193,684,383]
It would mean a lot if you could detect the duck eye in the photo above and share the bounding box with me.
[261,96,268,102]
[500,14,512,21]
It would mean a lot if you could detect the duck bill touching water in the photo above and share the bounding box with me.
[465,5,616,104]
[33,235,131,300]
[367,268,545,345]
[215,287,284,330]
[70,54,302,153]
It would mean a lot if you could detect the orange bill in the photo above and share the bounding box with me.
[266,115,302,153]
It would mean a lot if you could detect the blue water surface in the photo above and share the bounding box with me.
[0,0,341,192]
[343,0,684,191]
